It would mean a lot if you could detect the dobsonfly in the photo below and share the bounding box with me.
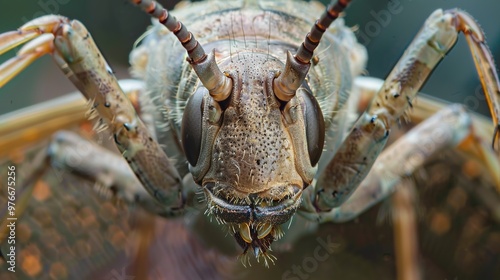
[0,0,500,279]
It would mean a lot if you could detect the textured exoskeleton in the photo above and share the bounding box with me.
[0,0,499,276]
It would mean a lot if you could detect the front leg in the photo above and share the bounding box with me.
[33,130,199,216]
[300,104,500,222]
[314,9,500,211]
[0,16,184,213]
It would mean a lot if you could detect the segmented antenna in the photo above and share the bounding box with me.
[274,0,352,101]
[131,0,232,101]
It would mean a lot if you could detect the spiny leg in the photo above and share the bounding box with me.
[353,76,496,142]
[0,79,144,158]
[300,105,500,222]
[49,131,156,208]
[0,79,184,217]
[303,105,497,280]
[28,130,186,217]
[0,16,184,213]
[1,136,169,278]
[313,9,500,211]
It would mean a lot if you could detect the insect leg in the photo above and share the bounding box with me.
[0,80,144,158]
[0,16,184,212]
[300,105,500,222]
[353,76,495,141]
[58,130,200,216]
[392,179,421,280]
[313,9,500,211]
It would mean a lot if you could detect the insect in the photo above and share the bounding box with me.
[1,0,500,278]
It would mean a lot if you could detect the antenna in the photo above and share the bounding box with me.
[131,0,232,101]
[273,0,352,101]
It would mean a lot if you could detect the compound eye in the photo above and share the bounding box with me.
[302,89,325,166]
[181,87,206,166]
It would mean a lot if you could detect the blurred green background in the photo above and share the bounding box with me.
[0,0,499,116]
